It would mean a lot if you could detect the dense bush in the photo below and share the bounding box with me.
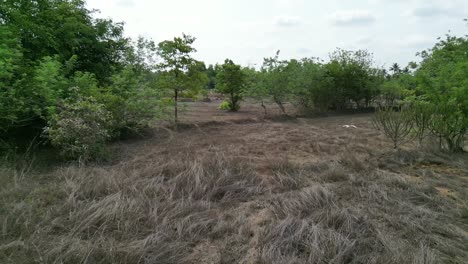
[216,59,245,111]
[219,101,232,111]
[45,92,111,160]
[0,1,186,157]
[247,49,385,114]
[325,49,382,110]
[427,103,467,152]
[410,34,468,152]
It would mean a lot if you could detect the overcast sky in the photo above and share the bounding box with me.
[86,0,467,68]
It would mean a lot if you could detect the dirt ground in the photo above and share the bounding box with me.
[144,101,388,170]
[2,101,467,263]
[179,99,288,123]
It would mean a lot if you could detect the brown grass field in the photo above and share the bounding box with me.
[1,100,467,263]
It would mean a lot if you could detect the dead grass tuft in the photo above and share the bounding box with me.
[1,112,466,263]
[269,186,335,219]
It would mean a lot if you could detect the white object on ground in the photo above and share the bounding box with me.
[342,125,357,128]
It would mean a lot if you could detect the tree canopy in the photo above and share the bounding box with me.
[216,59,245,111]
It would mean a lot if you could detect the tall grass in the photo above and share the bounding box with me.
[1,147,467,263]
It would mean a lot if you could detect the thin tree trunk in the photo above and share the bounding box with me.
[174,70,180,129]
[261,100,267,117]
[274,97,286,115]
[277,101,286,115]
[174,89,178,127]
[230,92,235,111]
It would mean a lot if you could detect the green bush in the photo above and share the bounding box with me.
[216,59,244,111]
[103,66,171,136]
[219,101,231,111]
[44,91,111,160]
[428,103,467,152]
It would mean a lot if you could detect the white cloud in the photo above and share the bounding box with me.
[330,10,376,26]
[356,36,373,45]
[116,0,135,7]
[274,16,302,27]
[411,6,461,18]
[297,47,312,54]
[397,35,435,48]
[86,0,468,67]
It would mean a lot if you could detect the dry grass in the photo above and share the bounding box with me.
[1,102,467,263]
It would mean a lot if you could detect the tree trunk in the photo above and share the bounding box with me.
[172,70,180,129]
[274,97,286,115]
[277,101,286,115]
[230,92,236,111]
[261,100,267,117]
[174,89,178,127]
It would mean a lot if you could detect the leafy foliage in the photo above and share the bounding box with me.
[216,59,245,111]
[247,49,385,114]
[219,101,232,111]
[259,51,296,114]
[379,73,415,106]
[289,58,332,112]
[156,34,207,124]
[0,0,170,157]
[325,49,382,110]
[411,34,468,151]
[45,90,111,160]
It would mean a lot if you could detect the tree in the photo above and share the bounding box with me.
[0,0,130,85]
[379,73,415,106]
[0,0,168,155]
[216,59,245,111]
[412,33,468,152]
[261,51,295,115]
[243,67,268,115]
[157,34,206,125]
[205,64,218,89]
[0,25,23,132]
[390,63,401,76]
[325,49,379,110]
[290,58,332,112]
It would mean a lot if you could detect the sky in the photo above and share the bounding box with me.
[86,0,468,68]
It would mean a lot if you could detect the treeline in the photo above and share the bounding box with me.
[0,1,206,159]
[208,49,411,114]
[213,31,467,152]
[1,1,466,158]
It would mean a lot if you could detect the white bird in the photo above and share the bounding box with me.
[342,125,357,129]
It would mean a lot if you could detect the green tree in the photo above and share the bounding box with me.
[390,63,401,77]
[0,25,23,132]
[325,49,380,110]
[243,67,269,115]
[216,59,245,111]
[261,51,295,115]
[157,34,206,125]
[0,0,130,85]
[379,73,415,106]
[290,58,333,112]
[205,64,218,89]
[412,33,468,152]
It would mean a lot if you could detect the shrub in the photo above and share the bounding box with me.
[409,100,433,145]
[44,91,111,160]
[216,59,244,111]
[372,106,414,149]
[219,101,237,111]
[428,103,467,152]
